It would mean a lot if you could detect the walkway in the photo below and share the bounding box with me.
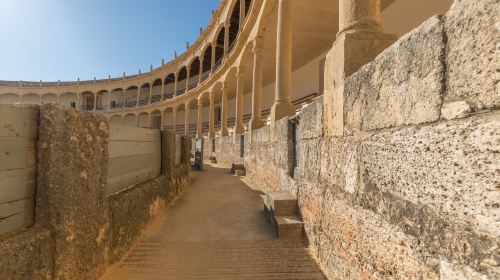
[100,165,325,280]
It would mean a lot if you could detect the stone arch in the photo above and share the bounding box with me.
[176,67,188,96]
[60,92,78,108]
[164,74,176,100]
[124,113,137,127]
[110,115,122,125]
[137,112,150,128]
[151,79,163,103]
[150,109,162,129]
[125,86,138,107]
[139,83,151,106]
[42,93,58,105]
[96,90,109,110]
[22,93,40,104]
[0,93,21,104]
[110,88,124,109]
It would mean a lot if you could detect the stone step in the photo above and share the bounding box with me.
[265,191,298,217]
[275,216,304,240]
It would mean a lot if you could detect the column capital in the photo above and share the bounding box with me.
[252,36,264,53]
[338,0,383,37]
[224,22,231,29]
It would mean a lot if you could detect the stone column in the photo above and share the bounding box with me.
[240,0,246,27]
[136,87,140,106]
[185,66,191,93]
[208,93,215,138]
[174,72,178,97]
[271,0,295,124]
[122,89,126,108]
[234,67,245,134]
[184,104,190,136]
[196,99,203,139]
[161,111,165,129]
[148,84,153,104]
[148,113,152,129]
[161,81,165,101]
[224,23,230,56]
[211,41,216,69]
[199,58,204,84]
[172,108,177,134]
[108,91,112,109]
[20,94,24,104]
[324,0,396,136]
[93,93,97,111]
[249,36,264,130]
[57,94,61,104]
[220,83,229,136]
[135,114,139,127]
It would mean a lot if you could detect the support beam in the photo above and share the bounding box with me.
[239,0,246,28]
[161,81,165,101]
[220,83,229,136]
[211,41,216,70]
[208,93,215,138]
[185,66,191,93]
[93,93,97,111]
[136,87,140,106]
[148,84,153,104]
[108,91,111,110]
[271,0,295,124]
[172,108,178,134]
[185,104,190,136]
[174,72,179,97]
[224,23,230,57]
[324,0,396,137]
[234,67,245,134]
[196,99,203,139]
[249,36,264,131]
[199,58,204,84]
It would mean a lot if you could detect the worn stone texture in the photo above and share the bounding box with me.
[35,104,110,280]
[345,16,446,132]
[108,174,188,264]
[362,112,500,237]
[445,0,500,110]
[0,227,54,280]
[299,97,323,140]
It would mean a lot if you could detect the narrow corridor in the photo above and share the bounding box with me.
[99,165,325,280]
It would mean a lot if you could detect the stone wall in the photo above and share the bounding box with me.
[0,104,190,280]
[212,1,499,279]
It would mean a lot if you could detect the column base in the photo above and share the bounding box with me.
[249,118,265,131]
[324,31,397,137]
[220,129,229,137]
[270,101,295,124]
[233,124,245,135]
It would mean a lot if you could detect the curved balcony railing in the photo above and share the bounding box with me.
[200,71,210,83]
[150,95,162,103]
[125,100,137,108]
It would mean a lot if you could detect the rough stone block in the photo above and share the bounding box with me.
[319,192,419,279]
[445,0,500,110]
[35,104,110,279]
[441,100,474,120]
[361,112,500,237]
[299,97,323,140]
[0,227,54,280]
[345,16,446,131]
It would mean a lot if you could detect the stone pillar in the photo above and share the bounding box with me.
[271,0,295,124]
[93,93,97,111]
[208,93,215,138]
[36,104,110,279]
[220,83,229,136]
[224,23,230,56]
[148,113,152,129]
[234,67,245,134]
[324,0,396,136]
[148,84,153,104]
[185,66,191,93]
[135,114,140,127]
[57,94,61,104]
[136,87,140,106]
[161,81,165,101]
[172,108,177,134]
[184,104,190,136]
[199,58,204,84]
[211,41,216,69]
[174,72,178,97]
[121,90,125,108]
[108,91,112,109]
[196,99,203,139]
[39,94,42,105]
[249,36,264,130]
[20,94,24,104]
[161,111,165,129]
[240,0,246,27]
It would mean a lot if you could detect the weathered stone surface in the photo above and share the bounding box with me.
[345,16,446,132]
[35,104,110,280]
[0,227,54,280]
[445,0,500,110]
[299,97,323,140]
[441,100,474,120]
[362,112,500,237]
[108,174,187,263]
[319,192,419,280]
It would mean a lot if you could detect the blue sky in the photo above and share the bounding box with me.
[0,0,220,82]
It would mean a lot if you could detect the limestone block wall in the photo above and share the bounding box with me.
[0,104,191,280]
[212,1,499,278]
